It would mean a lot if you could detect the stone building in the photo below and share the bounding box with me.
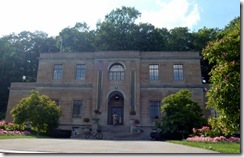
[5,51,210,133]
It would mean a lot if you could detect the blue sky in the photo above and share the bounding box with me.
[192,0,240,31]
[0,0,240,37]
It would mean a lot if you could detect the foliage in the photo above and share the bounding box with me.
[202,17,240,136]
[0,129,31,136]
[10,90,62,135]
[0,31,59,118]
[58,22,95,52]
[158,89,207,139]
[192,126,212,137]
[95,6,141,50]
[169,140,240,153]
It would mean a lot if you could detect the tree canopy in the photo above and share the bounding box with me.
[202,17,240,136]
[10,90,62,135]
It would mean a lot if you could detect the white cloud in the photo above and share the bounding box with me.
[0,0,200,37]
[137,0,200,30]
[0,0,117,36]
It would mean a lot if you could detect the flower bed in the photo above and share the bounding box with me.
[188,126,240,143]
[186,136,240,143]
[0,129,31,136]
[0,120,31,136]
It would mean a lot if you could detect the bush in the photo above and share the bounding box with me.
[158,89,207,139]
[10,90,62,135]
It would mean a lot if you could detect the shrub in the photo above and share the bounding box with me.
[159,90,207,139]
[10,90,62,135]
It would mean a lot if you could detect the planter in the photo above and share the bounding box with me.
[83,118,90,123]
[130,110,136,116]
[94,109,101,115]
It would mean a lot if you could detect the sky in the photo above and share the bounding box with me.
[0,0,240,37]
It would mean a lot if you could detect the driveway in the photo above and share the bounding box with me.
[0,138,218,153]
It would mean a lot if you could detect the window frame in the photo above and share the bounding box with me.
[72,100,83,118]
[53,99,60,106]
[75,64,86,80]
[149,64,159,80]
[150,101,160,119]
[53,64,63,80]
[109,64,125,81]
[173,64,184,80]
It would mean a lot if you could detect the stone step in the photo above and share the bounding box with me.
[71,125,152,141]
[101,125,130,133]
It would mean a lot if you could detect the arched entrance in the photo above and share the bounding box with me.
[107,91,124,125]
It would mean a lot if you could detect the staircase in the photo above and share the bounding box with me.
[72,125,151,140]
[101,125,150,140]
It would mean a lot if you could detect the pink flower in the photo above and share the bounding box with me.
[8,122,14,126]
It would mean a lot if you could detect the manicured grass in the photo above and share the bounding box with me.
[168,140,240,153]
[0,134,51,139]
[0,135,36,139]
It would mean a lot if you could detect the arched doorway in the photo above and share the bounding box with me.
[107,91,124,125]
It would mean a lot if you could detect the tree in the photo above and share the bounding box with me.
[95,6,141,50]
[58,22,95,52]
[192,27,220,83]
[0,31,59,120]
[158,89,207,139]
[10,90,62,135]
[167,27,194,51]
[202,17,240,136]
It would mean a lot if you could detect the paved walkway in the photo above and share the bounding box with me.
[0,138,218,154]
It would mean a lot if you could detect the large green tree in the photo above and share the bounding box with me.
[95,6,141,50]
[58,22,95,52]
[202,17,240,136]
[0,31,58,120]
[158,89,207,139]
[192,27,220,82]
[10,90,62,135]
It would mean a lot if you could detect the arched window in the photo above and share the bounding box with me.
[109,64,125,80]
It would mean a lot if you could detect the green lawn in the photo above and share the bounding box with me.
[0,134,50,139]
[168,140,240,153]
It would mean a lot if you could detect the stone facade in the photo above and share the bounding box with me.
[5,51,210,131]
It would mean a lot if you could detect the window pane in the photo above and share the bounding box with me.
[54,64,63,80]
[150,101,160,119]
[109,64,125,80]
[72,100,83,118]
[76,64,86,80]
[173,64,183,80]
[149,64,159,80]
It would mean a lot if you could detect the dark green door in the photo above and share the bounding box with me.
[111,107,123,125]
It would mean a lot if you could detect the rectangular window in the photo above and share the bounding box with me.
[149,64,159,80]
[72,100,83,118]
[53,100,60,106]
[76,64,86,80]
[53,64,63,80]
[150,101,160,119]
[173,64,184,80]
